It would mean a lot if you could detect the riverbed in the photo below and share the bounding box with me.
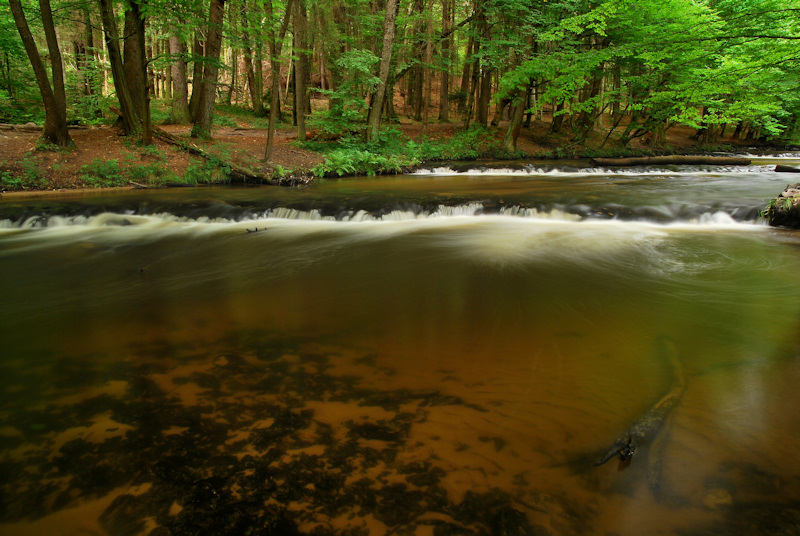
[2,160,800,535]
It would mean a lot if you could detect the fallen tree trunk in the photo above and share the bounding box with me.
[151,126,310,186]
[107,105,310,186]
[775,164,800,173]
[0,123,88,132]
[592,155,751,166]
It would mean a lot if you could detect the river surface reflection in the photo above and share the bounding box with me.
[2,163,800,535]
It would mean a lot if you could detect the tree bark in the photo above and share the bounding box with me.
[476,68,492,126]
[189,34,204,119]
[458,36,473,118]
[191,0,226,139]
[293,0,308,142]
[9,0,74,147]
[502,89,526,153]
[123,8,147,119]
[240,0,264,115]
[169,33,192,123]
[365,0,399,141]
[264,0,294,160]
[438,0,451,122]
[129,0,152,145]
[99,0,140,135]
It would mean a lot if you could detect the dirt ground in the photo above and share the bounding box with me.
[0,115,760,194]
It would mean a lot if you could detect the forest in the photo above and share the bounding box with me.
[1,0,800,186]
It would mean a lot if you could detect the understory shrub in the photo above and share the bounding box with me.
[312,149,417,178]
[80,159,126,187]
[183,158,231,185]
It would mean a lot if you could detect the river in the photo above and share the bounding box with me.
[1,158,800,535]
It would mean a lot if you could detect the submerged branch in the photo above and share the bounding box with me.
[594,337,686,468]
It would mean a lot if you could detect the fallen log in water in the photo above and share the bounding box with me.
[595,337,685,468]
[592,155,751,166]
[775,165,800,173]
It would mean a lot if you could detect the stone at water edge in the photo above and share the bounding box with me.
[765,183,800,228]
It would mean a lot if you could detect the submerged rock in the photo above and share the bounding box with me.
[764,183,800,228]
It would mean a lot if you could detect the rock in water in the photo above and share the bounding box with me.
[764,183,800,228]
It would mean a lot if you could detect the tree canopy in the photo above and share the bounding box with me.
[1,0,798,151]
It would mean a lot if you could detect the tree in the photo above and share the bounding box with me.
[8,0,73,147]
[168,30,192,124]
[191,0,227,139]
[292,0,308,141]
[99,0,141,135]
[365,0,399,141]
[264,0,294,160]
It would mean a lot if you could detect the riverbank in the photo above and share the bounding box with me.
[0,113,786,194]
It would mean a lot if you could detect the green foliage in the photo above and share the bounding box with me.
[80,159,126,187]
[214,113,239,128]
[150,101,172,125]
[306,126,417,177]
[312,149,417,178]
[215,104,271,129]
[127,161,178,184]
[308,124,505,177]
[410,125,501,161]
[183,157,231,185]
[34,139,59,152]
[17,154,47,189]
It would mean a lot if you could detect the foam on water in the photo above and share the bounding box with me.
[410,164,777,177]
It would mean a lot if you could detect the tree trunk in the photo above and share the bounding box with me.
[129,0,152,145]
[164,40,173,101]
[476,68,492,126]
[241,0,264,115]
[8,0,73,147]
[458,36,473,117]
[123,8,146,118]
[191,0,226,139]
[265,0,294,160]
[365,0,399,141]
[550,102,564,134]
[99,0,140,134]
[293,0,308,142]
[438,0,451,122]
[227,47,238,105]
[189,34,204,119]
[169,34,191,124]
[502,89,526,153]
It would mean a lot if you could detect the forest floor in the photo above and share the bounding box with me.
[0,111,774,195]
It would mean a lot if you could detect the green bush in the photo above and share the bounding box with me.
[214,114,238,128]
[312,148,417,178]
[1,156,48,190]
[0,169,29,190]
[127,161,178,184]
[183,158,231,185]
[410,125,499,161]
[80,159,126,187]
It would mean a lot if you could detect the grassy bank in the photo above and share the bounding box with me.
[0,100,788,192]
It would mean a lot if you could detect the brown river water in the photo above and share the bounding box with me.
[1,161,800,535]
